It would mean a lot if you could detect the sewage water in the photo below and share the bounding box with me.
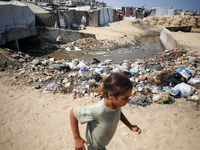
[29,35,164,64]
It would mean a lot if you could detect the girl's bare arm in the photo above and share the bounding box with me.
[70,109,89,149]
[120,112,141,134]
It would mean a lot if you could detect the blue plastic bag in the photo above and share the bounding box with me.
[176,68,192,79]
[79,66,87,71]
[162,86,180,96]
[162,86,186,97]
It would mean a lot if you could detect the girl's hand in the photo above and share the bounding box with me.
[74,137,89,150]
[129,125,141,134]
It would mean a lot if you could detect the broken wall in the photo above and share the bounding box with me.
[35,27,95,44]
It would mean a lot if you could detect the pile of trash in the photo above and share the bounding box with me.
[59,37,134,51]
[1,47,200,109]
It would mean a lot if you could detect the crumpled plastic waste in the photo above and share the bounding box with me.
[129,94,152,107]
[188,76,200,84]
[176,68,192,80]
[162,86,182,97]
[174,82,196,96]
[157,93,171,104]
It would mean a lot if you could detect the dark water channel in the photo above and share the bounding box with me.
[29,35,164,64]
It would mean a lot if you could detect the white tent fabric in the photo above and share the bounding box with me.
[104,8,109,24]
[99,8,114,25]
[99,8,105,25]
[0,1,35,34]
[107,8,113,23]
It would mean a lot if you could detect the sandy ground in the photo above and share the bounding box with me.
[79,20,146,41]
[79,16,200,52]
[1,70,200,150]
[1,17,200,150]
[172,31,200,47]
[171,31,200,54]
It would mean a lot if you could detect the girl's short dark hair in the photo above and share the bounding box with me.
[102,72,133,98]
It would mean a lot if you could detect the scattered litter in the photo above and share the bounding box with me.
[1,46,200,110]
[65,47,71,51]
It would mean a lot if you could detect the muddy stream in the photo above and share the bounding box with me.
[28,36,164,64]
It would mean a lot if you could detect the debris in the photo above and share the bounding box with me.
[1,45,200,110]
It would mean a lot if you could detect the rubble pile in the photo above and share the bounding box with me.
[59,37,134,51]
[1,47,200,109]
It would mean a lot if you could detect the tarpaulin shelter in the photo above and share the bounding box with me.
[151,7,175,16]
[99,7,113,25]
[88,10,100,27]
[60,10,88,29]
[61,7,115,28]
[0,1,35,45]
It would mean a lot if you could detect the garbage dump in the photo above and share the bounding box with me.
[1,47,200,110]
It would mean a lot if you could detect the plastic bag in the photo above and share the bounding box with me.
[176,68,192,80]
[67,62,76,70]
[77,61,86,68]
[152,93,163,102]
[174,82,195,96]
[131,67,139,72]
[151,86,161,94]
[162,86,181,96]
[79,66,87,71]
[47,82,61,91]
[188,76,200,84]
[157,93,171,104]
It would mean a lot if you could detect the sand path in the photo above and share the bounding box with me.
[1,71,200,150]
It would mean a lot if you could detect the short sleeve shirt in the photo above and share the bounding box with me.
[74,99,121,149]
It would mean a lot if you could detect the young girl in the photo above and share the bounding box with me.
[70,72,141,150]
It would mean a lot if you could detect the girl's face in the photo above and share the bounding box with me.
[109,88,132,107]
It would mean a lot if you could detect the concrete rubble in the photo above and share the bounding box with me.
[0,47,200,109]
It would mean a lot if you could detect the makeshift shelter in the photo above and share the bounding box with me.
[136,8,144,19]
[0,1,35,45]
[123,7,142,20]
[151,7,175,16]
[60,10,87,29]
[62,10,75,29]
[88,10,100,27]
[61,7,115,28]
[99,7,114,25]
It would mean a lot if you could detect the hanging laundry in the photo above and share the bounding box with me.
[132,7,136,17]
[126,7,130,17]
[122,7,125,15]
[130,7,133,16]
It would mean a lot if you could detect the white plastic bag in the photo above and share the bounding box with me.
[77,61,86,68]
[176,68,192,80]
[174,82,195,96]
[188,76,200,84]
[67,62,76,70]
[152,93,163,102]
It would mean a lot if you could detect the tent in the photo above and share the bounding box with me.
[0,1,35,45]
